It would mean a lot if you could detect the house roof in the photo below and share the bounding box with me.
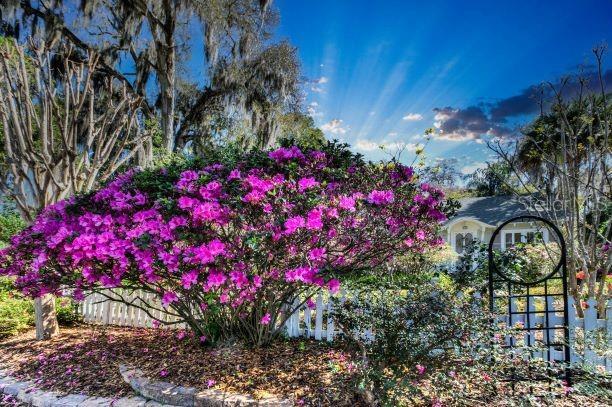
[450,196,533,227]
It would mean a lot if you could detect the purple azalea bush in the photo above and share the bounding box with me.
[0,142,453,345]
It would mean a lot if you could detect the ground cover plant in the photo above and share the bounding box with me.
[0,142,454,346]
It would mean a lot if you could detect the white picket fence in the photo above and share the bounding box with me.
[497,294,612,371]
[81,290,187,329]
[80,289,612,372]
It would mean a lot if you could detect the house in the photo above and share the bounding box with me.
[443,196,553,254]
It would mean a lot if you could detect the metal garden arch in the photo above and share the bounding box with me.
[487,215,571,374]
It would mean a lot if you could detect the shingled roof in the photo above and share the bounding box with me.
[451,196,533,226]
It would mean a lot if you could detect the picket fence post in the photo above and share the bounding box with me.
[583,297,598,366]
[606,300,612,372]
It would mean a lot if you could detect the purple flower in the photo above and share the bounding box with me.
[297,177,319,192]
[161,291,178,308]
[181,270,199,289]
[338,196,356,212]
[367,190,395,205]
[207,272,227,288]
[260,313,271,325]
[308,247,326,261]
[284,216,306,234]
[268,146,305,163]
[227,169,241,180]
[306,209,323,230]
[328,279,340,294]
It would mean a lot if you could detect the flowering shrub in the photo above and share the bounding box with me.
[0,142,453,345]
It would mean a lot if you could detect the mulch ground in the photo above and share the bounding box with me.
[1,325,610,406]
[0,325,359,406]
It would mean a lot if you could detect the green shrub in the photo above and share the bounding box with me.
[495,241,561,283]
[332,277,486,403]
[0,277,34,338]
[55,297,82,326]
[0,278,82,338]
[444,242,488,291]
[332,274,570,405]
[0,205,26,247]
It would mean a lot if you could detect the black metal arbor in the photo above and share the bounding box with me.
[487,215,571,376]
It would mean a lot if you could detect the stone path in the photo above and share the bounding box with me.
[0,369,175,407]
[0,367,293,406]
[119,365,293,406]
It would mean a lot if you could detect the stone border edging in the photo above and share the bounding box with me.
[0,369,174,406]
[119,365,293,407]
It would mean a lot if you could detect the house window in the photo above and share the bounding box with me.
[502,229,545,249]
[455,233,474,254]
[456,233,464,253]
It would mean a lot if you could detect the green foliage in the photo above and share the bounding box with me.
[332,273,577,405]
[464,161,517,197]
[332,276,491,404]
[55,297,82,326]
[494,241,560,284]
[0,276,81,338]
[0,277,34,338]
[518,94,611,173]
[0,204,26,247]
[444,242,488,291]
[570,367,612,401]
[421,158,462,189]
[278,113,326,149]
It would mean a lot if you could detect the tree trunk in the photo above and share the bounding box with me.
[157,0,177,153]
[160,74,176,152]
[34,295,59,340]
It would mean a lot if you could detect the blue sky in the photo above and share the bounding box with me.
[274,0,612,174]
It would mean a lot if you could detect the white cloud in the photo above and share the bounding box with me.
[310,86,324,93]
[387,132,398,137]
[402,113,424,121]
[460,162,488,175]
[321,119,348,135]
[354,139,419,152]
[307,101,323,118]
[355,139,379,151]
[310,77,329,93]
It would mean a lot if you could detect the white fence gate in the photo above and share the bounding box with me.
[80,289,611,372]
